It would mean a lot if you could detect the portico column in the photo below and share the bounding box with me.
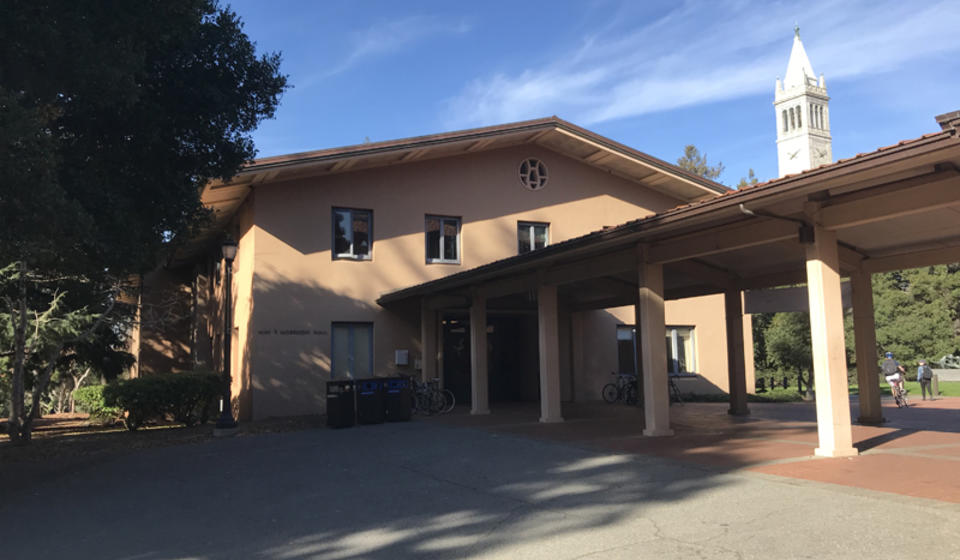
[420,299,438,384]
[804,207,858,457]
[725,288,750,416]
[470,291,489,415]
[851,267,883,424]
[537,284,563,423]
[636,252,673,436]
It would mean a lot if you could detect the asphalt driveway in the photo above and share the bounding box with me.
[2,416,959,559]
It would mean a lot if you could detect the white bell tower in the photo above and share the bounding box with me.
[775,27,832,177]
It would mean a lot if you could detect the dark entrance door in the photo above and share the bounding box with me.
[442,312,539,406]
[442,315,471,405]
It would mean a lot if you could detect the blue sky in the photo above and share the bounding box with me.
[228,0,960,186]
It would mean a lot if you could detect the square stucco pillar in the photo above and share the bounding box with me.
[420,299,438,384]
[538,284,564,423]
[805,216,858,458]
[636,255,673,436]
[851,268,883,425]
[725,288,750,416]
[470,292,490,415]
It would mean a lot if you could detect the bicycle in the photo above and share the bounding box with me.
[410,377,456,415]
[602,372,638,405]
[892,382,909,408]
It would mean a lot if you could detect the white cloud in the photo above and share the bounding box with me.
[444,0,960,128]
[327,15,471,77]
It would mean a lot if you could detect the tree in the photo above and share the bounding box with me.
[676,145,725,181]
[736,168,760,189]
[872,266,960,367]
[764,312,813,395]
[0,0,287,443]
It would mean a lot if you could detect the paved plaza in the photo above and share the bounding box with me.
[3,399,960,559]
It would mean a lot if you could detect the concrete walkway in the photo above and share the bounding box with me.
[2,400,960,559]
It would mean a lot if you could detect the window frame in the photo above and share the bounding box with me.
[517,221,550,254]
[425,214,461,264]
[665,325,697,375]
[332,207,373,261]
[330,321,374,379]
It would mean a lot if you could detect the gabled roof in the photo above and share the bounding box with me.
[379,119,960,307]
[176,117,729,265]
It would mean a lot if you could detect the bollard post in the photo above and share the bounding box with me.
[931,374,939,400]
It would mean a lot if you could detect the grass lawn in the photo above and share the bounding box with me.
[684,380,960,403]
[850,380,960,397]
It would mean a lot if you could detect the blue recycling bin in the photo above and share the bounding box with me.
[384,377,412,422]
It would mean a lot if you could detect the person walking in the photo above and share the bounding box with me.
[917,359,935,400]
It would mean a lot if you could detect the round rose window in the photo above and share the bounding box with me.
[519,158,548,191]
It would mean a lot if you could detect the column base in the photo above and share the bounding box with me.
[539,415,564,424]
[814,446,859,458]
[213,426,239,437]
[857,415,885,426]
[727,406,750,416]
[470,408,490,416]
[642,428,675,437]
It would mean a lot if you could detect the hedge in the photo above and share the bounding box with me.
[73,385,121,423]
[104,372,224,431]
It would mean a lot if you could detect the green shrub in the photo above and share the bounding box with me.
[104,372,224,431]
[73,385,121,423]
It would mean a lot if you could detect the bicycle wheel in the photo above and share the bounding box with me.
[624,383,638,405]
[438,389,455,413]
[428,390,446,414]
[416,392,434,415]
[602,383,619,403]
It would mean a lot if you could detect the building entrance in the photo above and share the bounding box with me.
[442,312,539,406]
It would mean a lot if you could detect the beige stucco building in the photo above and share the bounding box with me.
[147,118,754,421]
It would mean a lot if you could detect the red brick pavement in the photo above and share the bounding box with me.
[428,397,960,503]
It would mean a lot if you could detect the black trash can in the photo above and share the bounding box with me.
[326,380,355,429]
[384,377,412,422]
[356,378,385,424]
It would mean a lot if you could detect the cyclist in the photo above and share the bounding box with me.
[881,351,906,402]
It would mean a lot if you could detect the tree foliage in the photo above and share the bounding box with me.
[763,312,813,389]
[872,265,960,365]
[736,168,760,189]
[676,145,725,181]
[0,0,287,443]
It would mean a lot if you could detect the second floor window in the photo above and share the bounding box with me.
[333,208,372,260]
[518,222,549,254]
[426,215,460,264]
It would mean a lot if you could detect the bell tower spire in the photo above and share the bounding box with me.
[775,27,832,177]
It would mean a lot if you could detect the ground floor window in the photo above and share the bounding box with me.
[617,325,696,375]
[616,326,637,375]
[331,322,373,379]
[665,326,696,374]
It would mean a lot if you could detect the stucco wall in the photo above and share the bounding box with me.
[245,144,689,418]
[571,294,742,402]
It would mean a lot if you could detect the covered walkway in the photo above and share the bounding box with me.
[381,111,960,459]
[425,397,960,504]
